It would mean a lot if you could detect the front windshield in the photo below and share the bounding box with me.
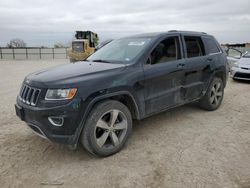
[243,51,250,58]
[87,37,151,64]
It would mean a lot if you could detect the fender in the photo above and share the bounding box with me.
[202,66,226,96]
[71,90,141,145]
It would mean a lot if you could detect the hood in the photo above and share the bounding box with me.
[239,57,250,68]
[25,61,126,84]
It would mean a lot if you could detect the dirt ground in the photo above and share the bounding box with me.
[0,59,249,188]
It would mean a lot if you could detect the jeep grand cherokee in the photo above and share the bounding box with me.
[15,31,228,157]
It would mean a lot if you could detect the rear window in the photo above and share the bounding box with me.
[203,37,220,54]
[184,37,205,58]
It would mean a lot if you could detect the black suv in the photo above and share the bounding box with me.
[15,31,228,157]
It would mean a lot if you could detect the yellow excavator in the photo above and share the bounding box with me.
[67,31,99,63]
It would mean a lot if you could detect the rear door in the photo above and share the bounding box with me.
[143,35,186,115]
[202,35,224,82]
[182,35,210,101]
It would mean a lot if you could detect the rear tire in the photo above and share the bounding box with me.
[199,77,224,111]
[80,100,132,157]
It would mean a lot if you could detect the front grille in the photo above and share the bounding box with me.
[241,67,250,70]
[19,85,41,106]
[234,72,250,79]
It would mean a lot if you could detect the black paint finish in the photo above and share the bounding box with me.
[15,31,228,145]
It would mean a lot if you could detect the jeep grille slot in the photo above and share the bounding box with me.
[19,85,41,106]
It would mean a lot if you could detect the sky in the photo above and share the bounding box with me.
[0,0,249,47]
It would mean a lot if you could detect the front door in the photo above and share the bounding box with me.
[143,35,186,115]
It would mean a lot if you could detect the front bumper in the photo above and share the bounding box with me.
[15,98,83,145]
[230,67,250,80]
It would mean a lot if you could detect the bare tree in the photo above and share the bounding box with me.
[54,43,64,48]
[7,38,26,48]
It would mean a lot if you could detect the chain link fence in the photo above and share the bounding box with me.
[0,47,69,60]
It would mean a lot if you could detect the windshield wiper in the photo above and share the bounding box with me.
[91,59,112,63]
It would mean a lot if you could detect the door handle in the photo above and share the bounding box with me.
[207,58,213,62]
[177,63,185,68]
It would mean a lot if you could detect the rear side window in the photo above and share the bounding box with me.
[203,37,220,54]
[184,37,205,58]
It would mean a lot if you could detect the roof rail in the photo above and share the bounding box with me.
[168,30,207,34]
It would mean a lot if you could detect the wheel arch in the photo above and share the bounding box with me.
[213,68,227,87]
[87,91,140,120]
[72,91,141,145]
[203,68,227,97]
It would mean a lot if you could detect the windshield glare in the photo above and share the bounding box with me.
[87,38,151,64]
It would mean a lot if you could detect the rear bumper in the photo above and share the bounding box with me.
[15,98,83,145]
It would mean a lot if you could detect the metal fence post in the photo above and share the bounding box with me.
[39,48,41,59]
[52,48,54,59]
[0,48,2,59]
[26,48,28,59]
[65,48,67,59]
[12,48,15,59]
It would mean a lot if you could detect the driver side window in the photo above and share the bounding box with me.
[150,36,181,65]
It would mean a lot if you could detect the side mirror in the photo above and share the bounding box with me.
[146,56,152,64]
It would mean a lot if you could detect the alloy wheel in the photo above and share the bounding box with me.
[94,109,128,149]
[210,82,223,106]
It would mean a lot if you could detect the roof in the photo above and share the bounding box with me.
[125,30,209,38]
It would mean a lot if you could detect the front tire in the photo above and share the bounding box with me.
[80,100,132,157]
[199,77,224,111]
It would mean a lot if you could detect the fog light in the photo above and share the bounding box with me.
[48,116,64,126]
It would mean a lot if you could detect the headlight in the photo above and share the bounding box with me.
[45,88,77,100]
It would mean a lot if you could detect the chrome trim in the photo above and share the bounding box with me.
[48,116,64,127]
[209,51,222,55]
[19,84,41,106]
[45,97,69,101]
[27,123,48,140]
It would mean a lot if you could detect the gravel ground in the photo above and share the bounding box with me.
[0,59,250,188]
